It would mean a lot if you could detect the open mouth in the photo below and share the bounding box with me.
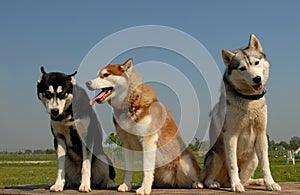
[89,87,113,106]
[253,83,263,91]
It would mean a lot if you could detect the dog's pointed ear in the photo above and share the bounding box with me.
[41,66,46,75]
[38,66,47,83]
[121,58,133,71]
[222,49,235,67]
[248,34,263,52]
[68,70,77,85]
[69,70,77,77]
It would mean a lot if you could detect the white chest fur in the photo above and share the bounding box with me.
[225,99,267,157]
[114,111,152,137]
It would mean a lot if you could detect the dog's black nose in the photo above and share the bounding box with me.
[86,80,92,87]
[51,109,59,116]
[253,76,262,84]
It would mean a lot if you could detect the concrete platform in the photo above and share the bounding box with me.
[1,182,300,194]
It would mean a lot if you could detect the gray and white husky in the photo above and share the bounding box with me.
[37,67,115,192]
[201,34,281,192]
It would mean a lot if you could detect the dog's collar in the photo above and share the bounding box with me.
[128,95,140,116]
[130,95,140,110]
[114,95,141,117]
[51,104,73,121]
[233,88,266,100]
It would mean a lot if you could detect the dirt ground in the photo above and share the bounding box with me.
[1,182,300,194]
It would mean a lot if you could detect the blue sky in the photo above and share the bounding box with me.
[0,1,299,151]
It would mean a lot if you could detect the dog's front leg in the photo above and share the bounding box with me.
[255,133,281,191]
[224,131,245,192]
[118,148,133,192]
[136,135,158,195]
[79,147,92,192]
[50,137,66,192]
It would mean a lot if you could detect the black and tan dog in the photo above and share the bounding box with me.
[37,67,115,192]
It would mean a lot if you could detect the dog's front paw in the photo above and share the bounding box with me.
[266,182,281,191]
[192,181,204,189]
[118,183,131,192]
[231,183,245,192]
[79,183,91,192]
[50,183,64,192]
[208,182,221,189]
[136,185,152,195]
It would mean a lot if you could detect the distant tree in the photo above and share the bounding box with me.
[105,133,122,147]
[279,141,290,150]
[188,143,195,152]
[267,134,270,146]
[269,140,276,149]
[289,136,300,150]
[267,134,279,150]
[267,134,273,148]
[45,148,55,154]
[24,149,32,154]
[188,138,202,152]
[33,149,44,154]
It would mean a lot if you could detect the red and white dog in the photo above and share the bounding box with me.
[86,58,203,194]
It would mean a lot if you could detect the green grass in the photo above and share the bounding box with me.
[253,157,300,182]
[0,153,56,161]
[0,154,299,187]
[0,162,56,186]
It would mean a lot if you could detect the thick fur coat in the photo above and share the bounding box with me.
[37,68,115,192]
[201,34,281,192]
[86,59,203,195]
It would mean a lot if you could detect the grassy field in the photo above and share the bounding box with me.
[0,153,299,187]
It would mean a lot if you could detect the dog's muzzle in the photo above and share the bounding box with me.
[252,76,262,84]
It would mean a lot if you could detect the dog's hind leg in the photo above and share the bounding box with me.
[239,153,260,186]
[180,151,203,189]
[247,178,265,186]
[65,157,81,187]
[167,149,203,189]
[91,156,116,189]
[202,150,224,189]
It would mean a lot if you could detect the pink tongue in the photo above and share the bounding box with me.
[253,84,263,91]
[89,91,106,106]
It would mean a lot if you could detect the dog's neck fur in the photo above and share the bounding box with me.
[110,70,143,110]
[223,75,266,101]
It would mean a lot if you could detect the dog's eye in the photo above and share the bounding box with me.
[57,92,66,99]
[43,91,53,99]
[239,67,247,71]
[103,73,109,77]
[254,61,259,65]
